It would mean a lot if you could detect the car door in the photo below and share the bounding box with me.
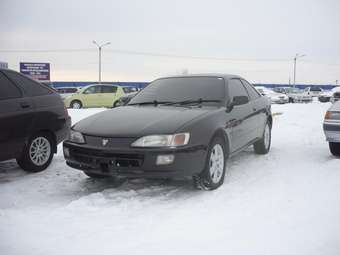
[226,78,252,152]
[101,85,118,107]
[241,79,267,140]
[0,71,35,161]
[82,85,102,107]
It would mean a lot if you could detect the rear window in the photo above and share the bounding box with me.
[102,86,117,93]
[4,70,52,97]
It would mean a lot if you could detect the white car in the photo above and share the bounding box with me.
[330,87,340,104]
[256,87,289,104]
[304,86,323,97]
[273,87,312,103]
[323,101,340,156]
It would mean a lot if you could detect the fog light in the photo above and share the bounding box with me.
[63,147,70,158]
[156,155,175,165]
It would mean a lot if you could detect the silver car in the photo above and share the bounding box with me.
[324,101,340,156]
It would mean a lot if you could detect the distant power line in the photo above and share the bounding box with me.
[0,48,291,62]
[1,48,339,66]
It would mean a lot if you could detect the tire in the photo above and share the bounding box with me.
[84,171,109,178]
[329,142,340,156]
[289,98,294,103]
[71,100,82,109]
[193,136,227,190]
[113,100,120,108]
[17,132,54,172]
[254,122,271,154]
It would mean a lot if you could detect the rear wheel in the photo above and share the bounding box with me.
[17,132,54,172]
[254,122,271,154]
[329,142,340,156]
[71,100,82,109]
[193,136,227,190]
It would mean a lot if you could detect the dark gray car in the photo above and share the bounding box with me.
[63,74,272,190]
[0,68,71,172]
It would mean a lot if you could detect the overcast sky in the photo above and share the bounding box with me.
[1,0,339,84]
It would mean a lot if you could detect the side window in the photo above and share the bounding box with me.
[102,86,117,93]
[0,72,22,100]
[241,79,261,100]
[4,70,51,97]
[228,79,249,100]
[84,86,101,94]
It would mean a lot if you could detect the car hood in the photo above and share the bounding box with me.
[73,106,213,137]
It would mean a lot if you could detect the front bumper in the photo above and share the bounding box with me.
[63,141,207,178]
[324,121,340,142]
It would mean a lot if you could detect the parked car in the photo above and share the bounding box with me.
[330,87,340,104]
[304,86,323,97]
[63,74,272,190]
[55,87,80,100]
[273,87,312,103]
[64,84,133,109]
[0,68,71,172]
[318,90,333,103]
[323,101,340,156]
[256,87,289,104]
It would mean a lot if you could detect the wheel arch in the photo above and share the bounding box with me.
[211,128,230,156]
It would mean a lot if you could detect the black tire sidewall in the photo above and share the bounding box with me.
[71,100,82,109]
[200,136,227,190]
[329,142,340,156]
[17,133,54,172]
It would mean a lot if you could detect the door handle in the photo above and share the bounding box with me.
[20,102,31,109]
[225,118,239,128]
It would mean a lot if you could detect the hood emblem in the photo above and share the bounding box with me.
[102,138,109,146]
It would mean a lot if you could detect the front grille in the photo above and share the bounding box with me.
[69,147,144,168]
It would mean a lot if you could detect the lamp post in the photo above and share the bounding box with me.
[293,53,305,87]
[93,41,111,83]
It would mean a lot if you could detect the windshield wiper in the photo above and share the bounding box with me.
[164,98,222,106]
[128,100,173,106]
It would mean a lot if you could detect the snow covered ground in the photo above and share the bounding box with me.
[1,102,340,255]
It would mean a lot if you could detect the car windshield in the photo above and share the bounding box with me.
[128,77,225,105]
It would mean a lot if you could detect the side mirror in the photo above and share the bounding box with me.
[226,96,249,112]
[233,95,249,106]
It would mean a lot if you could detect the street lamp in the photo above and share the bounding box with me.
[93,40,111,83]
[293,53,306,87]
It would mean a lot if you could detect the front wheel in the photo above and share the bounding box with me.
[254,122,271,154]
[17,132,54,172]
[70,100,82,109]
[193,136,227,190]
[329,142,340,156]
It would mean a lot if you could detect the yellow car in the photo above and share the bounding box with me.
[64,84,136,109]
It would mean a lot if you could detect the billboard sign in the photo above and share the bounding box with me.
[20,62,50,81]
[0,62,8,69]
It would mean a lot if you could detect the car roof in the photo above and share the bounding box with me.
[81,83,116,89]
[157,73,243,80]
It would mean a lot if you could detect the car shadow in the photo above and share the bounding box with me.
[0,160,27,183]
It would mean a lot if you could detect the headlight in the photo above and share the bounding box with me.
[325,111,340,120]
[131,133,190,147]
[69,130,86,144]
